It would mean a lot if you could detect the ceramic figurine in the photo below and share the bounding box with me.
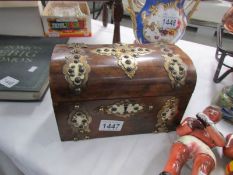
[222,3,233,33]
[127,0,200,44]
[160,105,226,175]
[226,160,233,175]
[218,85,233,108]
[224,134,233,159]
[224,134,233,175]
[216,85,233,123]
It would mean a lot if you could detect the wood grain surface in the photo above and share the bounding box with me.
[50,43,197,141]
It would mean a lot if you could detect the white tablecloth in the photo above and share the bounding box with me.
[0,20,233,175]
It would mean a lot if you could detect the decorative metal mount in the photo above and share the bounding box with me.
[63,43,90,94]
[163,54,187,88]
[98,100,154,118]
[158,44,187,88]
[68,104,92,140]
[93,43,152,78]
[155,97,179,132]
[68,43,88,49]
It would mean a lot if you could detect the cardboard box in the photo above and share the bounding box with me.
[42,1,91,37]
[0,1,44,36]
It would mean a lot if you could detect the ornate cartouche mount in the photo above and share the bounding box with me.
[158,43,187,88]
[155,97,179,132]
[98,100,154,118]
[93,43,152,78]
[63,43,90,94]
[68,104,92,140]
[163,53,187,88]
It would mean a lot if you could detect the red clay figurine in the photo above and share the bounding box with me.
[160,105,226,175]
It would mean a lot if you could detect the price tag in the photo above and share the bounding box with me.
[99,120,124,131]
[0,76,19,88]
[162,16,178,29]
[28,66,38,72]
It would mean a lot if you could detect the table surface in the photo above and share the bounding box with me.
[1,20,233,175]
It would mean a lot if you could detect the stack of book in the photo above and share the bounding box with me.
[0,36,67,101]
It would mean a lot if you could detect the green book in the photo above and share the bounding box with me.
[0,36,67,101]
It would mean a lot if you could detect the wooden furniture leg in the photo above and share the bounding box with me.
[91,0,123,43]
[112,0,123,43]
[102,2,109,27]
[93,2,96,19]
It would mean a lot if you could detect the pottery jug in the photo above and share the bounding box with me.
[222,3,233,33]
[127,0,200,44]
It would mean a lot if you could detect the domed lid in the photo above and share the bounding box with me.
[50,43,196,102]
